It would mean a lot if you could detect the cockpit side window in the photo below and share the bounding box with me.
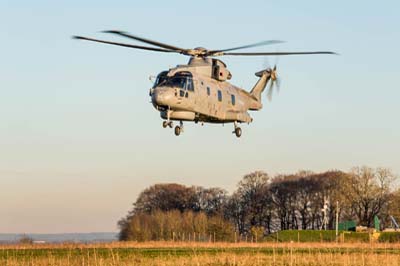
[153,71,168,88]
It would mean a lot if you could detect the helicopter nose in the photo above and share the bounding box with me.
[152,88,175,107]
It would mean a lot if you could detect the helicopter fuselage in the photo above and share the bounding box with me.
[150,58,266,126]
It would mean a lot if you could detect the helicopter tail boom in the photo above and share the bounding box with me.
[249,69,272,105]
[250,65,280,106]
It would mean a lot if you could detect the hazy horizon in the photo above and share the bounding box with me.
[2,0,399,233]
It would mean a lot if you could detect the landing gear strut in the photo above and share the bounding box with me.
[162,109,173,128]
[233,121,242,138]
[174,121,184,136]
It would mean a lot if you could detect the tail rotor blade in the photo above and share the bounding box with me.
[267,82,274,101]
[276,77,281,94]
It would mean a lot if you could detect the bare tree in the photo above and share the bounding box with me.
[234,171,274,234]
[195,187,228,216]
[344,166,396,227]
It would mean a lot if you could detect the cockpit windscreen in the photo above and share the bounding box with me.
[154,71,194,91]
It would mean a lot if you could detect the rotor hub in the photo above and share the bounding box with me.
[271,70,277,81]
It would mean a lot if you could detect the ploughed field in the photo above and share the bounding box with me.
[2,242,400,266]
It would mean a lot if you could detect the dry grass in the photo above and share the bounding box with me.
[3,240,400,250]
[1,241,400,266]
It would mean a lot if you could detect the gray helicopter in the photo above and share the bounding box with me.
[73,31,335,137]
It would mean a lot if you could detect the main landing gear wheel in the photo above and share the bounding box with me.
[235,127,242,138]
[233,121,242,138]
[174,126,181,136]
[174,121,184,136]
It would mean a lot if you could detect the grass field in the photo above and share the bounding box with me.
[2,241,400,266]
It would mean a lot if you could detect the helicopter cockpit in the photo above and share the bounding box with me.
[154,71,194,91]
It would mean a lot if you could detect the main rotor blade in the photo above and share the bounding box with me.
[102,30,187,53]
[73,36,177,53]
[208,40,284,55]
[222,51,337,56]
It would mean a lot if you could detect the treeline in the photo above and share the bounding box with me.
[118,166,399,241]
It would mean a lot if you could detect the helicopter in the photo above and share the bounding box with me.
[73,31,335,137]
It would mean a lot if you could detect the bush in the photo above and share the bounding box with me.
[264,230,371,243]
[378,232,400,243]
[250,226,265,242]
[265,230,338,242]
[342,232,370,243]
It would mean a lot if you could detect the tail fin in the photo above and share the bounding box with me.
[250,69,272,102]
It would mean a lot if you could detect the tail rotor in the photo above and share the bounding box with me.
[266,64,281,101]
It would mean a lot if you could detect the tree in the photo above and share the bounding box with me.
[119,183,232,241]
[118,167,398,241]
[118,210,234,241]
[270,174,301,230]
[344,167,396,227]
[387,188,400,228]
[133,183,199,213]
[229,171,274,234]
[195,187,228,216]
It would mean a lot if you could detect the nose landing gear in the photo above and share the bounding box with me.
[163,119,184,136]
[162,121,173,128]
[162,109,173,129]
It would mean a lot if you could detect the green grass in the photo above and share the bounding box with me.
[2,245,400,260]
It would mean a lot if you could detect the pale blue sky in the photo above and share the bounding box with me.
[1,0,399,233]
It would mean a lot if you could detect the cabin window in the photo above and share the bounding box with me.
[231,94,236,105]
[186,79,194,91]
[179,90,185,97]
[217,90,222,102]
[207,87,210,96]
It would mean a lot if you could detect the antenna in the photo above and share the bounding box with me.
[336,201,340,238]
[320,196,330,230]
